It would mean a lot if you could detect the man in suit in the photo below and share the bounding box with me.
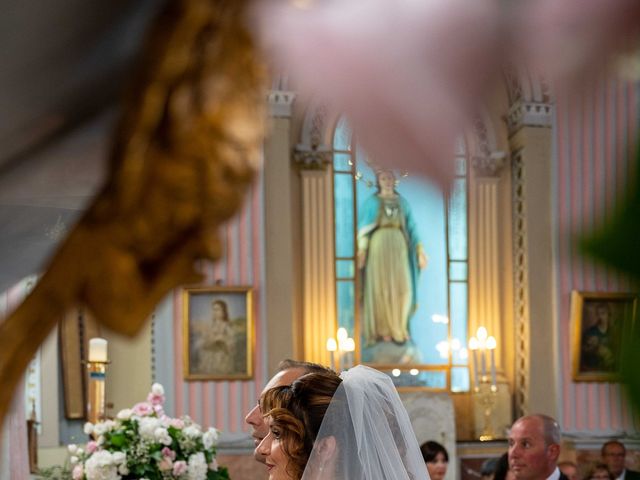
[602,440,640,480]
[244,359,333,463]
[508,414,567,480]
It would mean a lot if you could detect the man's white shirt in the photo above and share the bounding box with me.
[547,467,561,480]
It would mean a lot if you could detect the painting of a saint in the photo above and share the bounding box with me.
[572,291,637,382]
[183,287,252,380]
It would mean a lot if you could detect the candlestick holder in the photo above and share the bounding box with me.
[474,377,498,441]
[86,361,109,425]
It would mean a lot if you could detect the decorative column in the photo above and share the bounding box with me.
[294,143,336,368]
[469,151,507,374]
[468,151,514,438]
[507,98,554,417]
[264,87,298,373]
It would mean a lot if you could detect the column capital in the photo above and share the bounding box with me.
[294,144,332,170]
[267,90,296,118]
[471,151,508,178]
[507,100,553,135]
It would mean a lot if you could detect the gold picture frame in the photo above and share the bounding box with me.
[183,286,253,381]
[571,291,637,382]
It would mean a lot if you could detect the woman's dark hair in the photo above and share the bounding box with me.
[420,440,449,463]
[211,300,228,321]
[493,452,510,480]
[260,371,342,479]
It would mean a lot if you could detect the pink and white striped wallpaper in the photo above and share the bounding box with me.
[554,78,640,434]
[162,175,266,435]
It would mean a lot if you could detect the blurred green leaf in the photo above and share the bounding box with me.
[581,145,640,413]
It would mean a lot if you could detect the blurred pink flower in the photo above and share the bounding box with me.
[72,464,84,480]
[132,402,154,417]
[519,0,640,89]
[173,460,188,476]
[147,392,165,406]
[169,418,185,429]
[253,0,503,191]
[86,441,98,454]
[158,456,173,472]
[161,447,176,460]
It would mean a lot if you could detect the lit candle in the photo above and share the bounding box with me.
[88,338,108,363]
[477,327,487,378]
[469,337,479,389]
[327,338,337,371]
[487,336,497,386]
[343,338,355,369]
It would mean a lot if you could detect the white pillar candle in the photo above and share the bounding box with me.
[88,338,108,363]
[486,336,497,386]
[327,338,337,370]
[490,349,497,386]
[469,337,479,389]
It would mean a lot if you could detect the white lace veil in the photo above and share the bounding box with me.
[300,365,430,480]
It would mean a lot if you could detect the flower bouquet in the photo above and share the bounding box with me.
[66,384,230,480]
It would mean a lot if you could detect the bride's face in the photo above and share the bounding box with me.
[256,418,295,480]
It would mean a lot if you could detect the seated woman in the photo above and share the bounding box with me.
[258,365,430,480]
[420,440,449,480]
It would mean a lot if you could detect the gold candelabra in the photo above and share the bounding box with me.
[475,379,498,441]
[86,338,108,425]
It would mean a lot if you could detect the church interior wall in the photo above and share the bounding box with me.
[551,80,640,435]
[2,77,640,476]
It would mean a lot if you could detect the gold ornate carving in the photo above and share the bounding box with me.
[0,0,266,425]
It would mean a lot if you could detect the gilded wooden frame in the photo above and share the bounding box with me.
[571,290,637,382]
[183,286,253,381]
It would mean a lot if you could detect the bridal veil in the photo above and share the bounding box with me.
[301,365,430,480]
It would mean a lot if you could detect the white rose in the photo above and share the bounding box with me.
[151,383,165,395]
[138,417,161,440]
[202,428,219,450]
[84,450,120,480]
[93,422,108,436]
[183,425,201,439]
[154,427,172,446]
[116,409,133,420]
[84,422,94,435]
[70,456,79,465]
[111,452,126,465]
[187,452,208,480]
[68,444,78,454]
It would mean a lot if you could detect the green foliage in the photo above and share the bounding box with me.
[581,145,640,414]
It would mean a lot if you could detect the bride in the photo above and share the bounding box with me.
[257,365,430,480]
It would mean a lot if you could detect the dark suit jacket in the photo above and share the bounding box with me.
[624,469,640,480]
[559,472,569,480]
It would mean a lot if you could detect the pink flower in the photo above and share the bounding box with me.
[169,418,185,429]
[72,464,84,480]
[147,392,165,406]
[86,441,98,454]
[132,402,154,417]
[153,403,165,417]
[161,447,176,460]
[158,457,173,472]
[173,460,188,476]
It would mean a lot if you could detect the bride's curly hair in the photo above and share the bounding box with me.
[260,371,342,479]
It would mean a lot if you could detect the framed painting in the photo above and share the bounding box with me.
[571,291,637,382]
[183,286,253,380]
